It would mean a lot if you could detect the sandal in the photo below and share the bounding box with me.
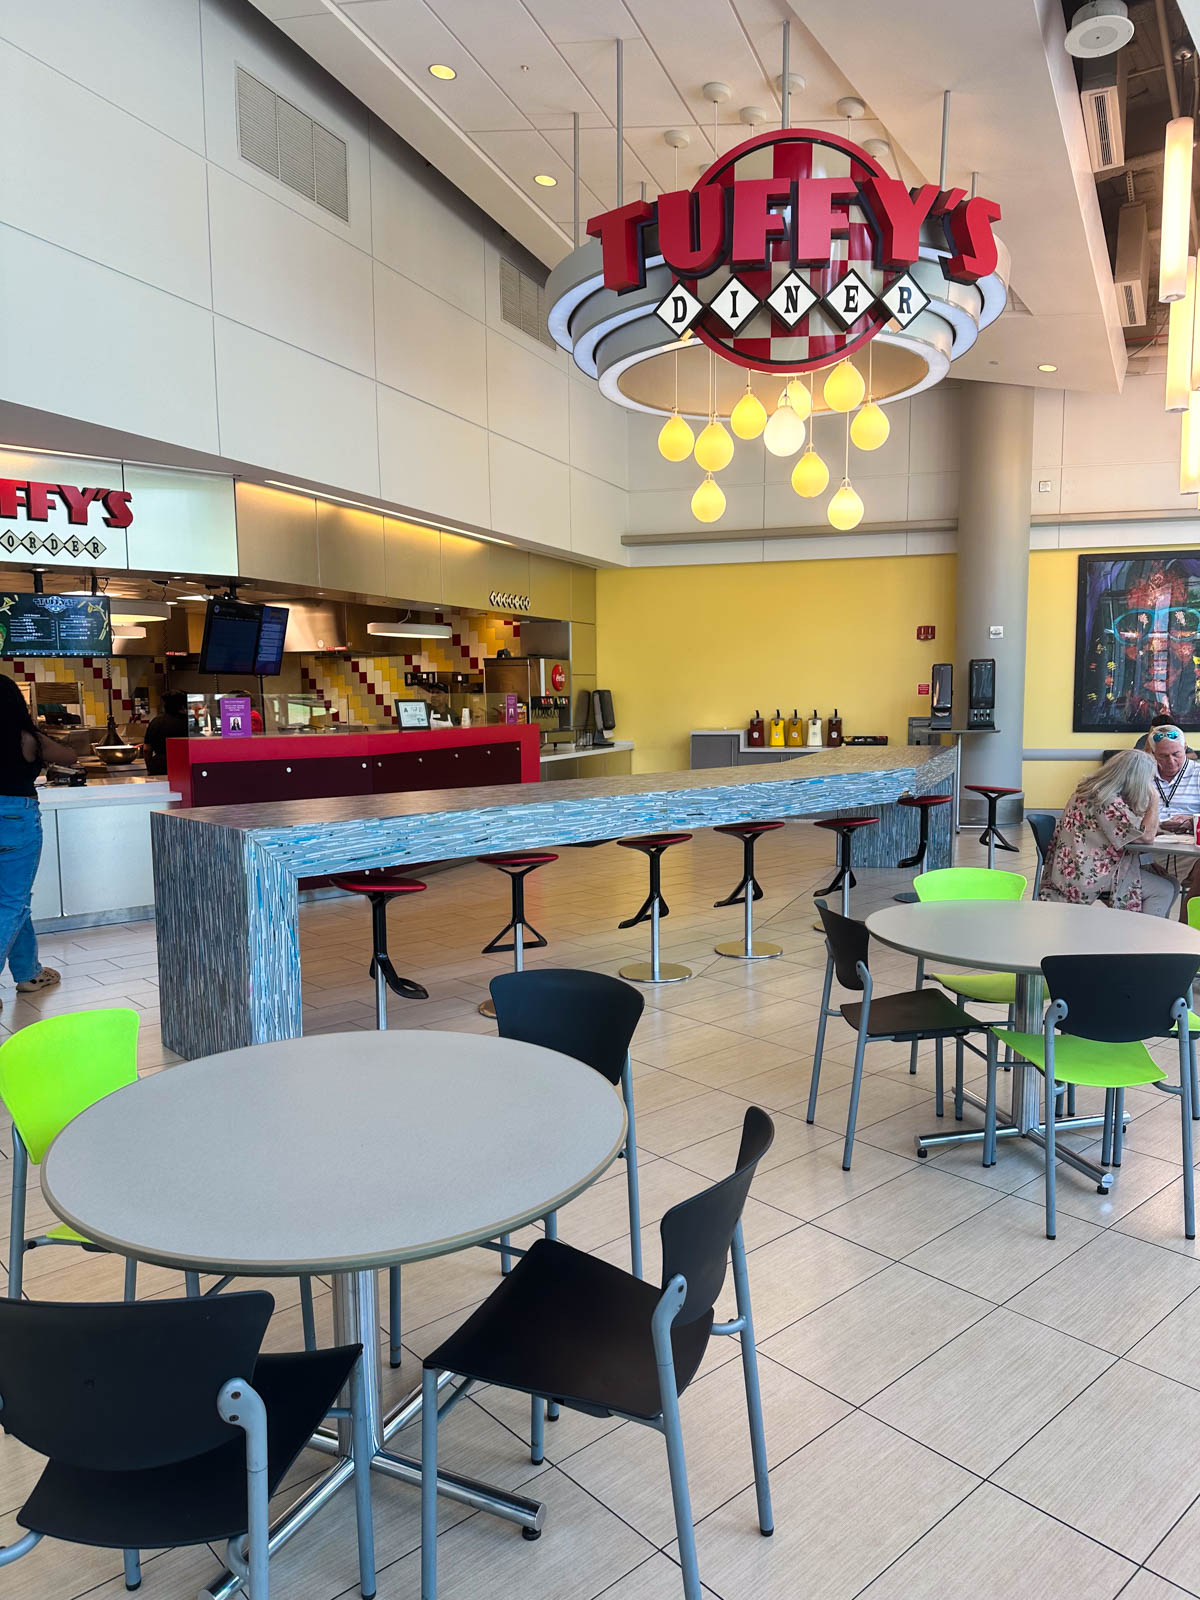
[15,967,61,994]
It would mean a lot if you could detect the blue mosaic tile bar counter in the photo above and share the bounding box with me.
[152,744,956,1060]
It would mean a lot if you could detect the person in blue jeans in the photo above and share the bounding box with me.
[0,676,79,1014]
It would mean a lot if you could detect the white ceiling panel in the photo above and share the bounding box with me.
[426,0,607,122]
[559,35,691,127]
[521,0,641,45]
[340,0,532,130]
[472,130,606,219]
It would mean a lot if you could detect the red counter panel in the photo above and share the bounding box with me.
[166,725,540,807]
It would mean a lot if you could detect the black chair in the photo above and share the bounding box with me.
[988,954,1200,1239]
[490,969,646,1278]
[1027,811,1057,898]
[419,1108,775,1600]
[806,899,984,1168]
[0,1293,369,1599]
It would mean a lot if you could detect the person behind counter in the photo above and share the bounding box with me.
[142,691,189,776]
[0,675,80,1009]
[1037,748,1169,914]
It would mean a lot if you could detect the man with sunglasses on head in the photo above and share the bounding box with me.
[1142,722,1200,903]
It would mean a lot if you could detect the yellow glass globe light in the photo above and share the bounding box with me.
[827,480,865,531]
[691,473,726,523]
[791,448,830,498]
[730,384,767,440]
[657,411,695,463]
[695,417,734,472]
[824,359,866,413]
[763,396,806,457]
[785,376,812,420]
[850,400,890,451]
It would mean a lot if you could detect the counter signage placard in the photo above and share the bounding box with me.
[0,593,111,658]
[219,695,253,739]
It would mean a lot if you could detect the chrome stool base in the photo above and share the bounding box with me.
[478,997,497,1019]
[619,960,691,984]
[714,939,783,959]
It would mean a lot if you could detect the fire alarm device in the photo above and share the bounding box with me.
[918,682,930,696]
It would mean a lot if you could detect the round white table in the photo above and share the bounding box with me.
[866,900,1200,1177]
[41,1030,626,1600]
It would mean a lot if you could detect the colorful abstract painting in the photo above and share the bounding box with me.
[1074,552,1200,732]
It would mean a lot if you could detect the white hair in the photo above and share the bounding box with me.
[1078,748,1155,815]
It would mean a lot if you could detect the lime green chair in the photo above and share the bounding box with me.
[0,1009,139,1301]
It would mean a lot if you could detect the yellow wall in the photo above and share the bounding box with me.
[597,546,1141,803]
[596,555,957,775]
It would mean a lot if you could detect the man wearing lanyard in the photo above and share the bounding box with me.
[1144,723,1200,900]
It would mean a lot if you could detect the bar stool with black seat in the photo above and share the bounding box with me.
[0,1292,370,1600]
[1027,811,1057,898]
[617,833,693,984]
[712,820,785,959]
[987,953,1199,1238]
[490,968,646,1277]
[966,783,1024,869]
[893,793,953,903]
[805,899,984,1168]
[419,1107,776,1600]
[330,867,430,1029]
[812,815,878,917]
[476,852,559,1019]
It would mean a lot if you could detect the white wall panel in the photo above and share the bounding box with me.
[214,317,379,491]
[569,468,627,563]
[568,373,629,489]
[373,262,487,425]
[0,0,206,152]
[489,435,570,547]
[1032,386,1065,467]
[0,226,219,452]
[123,466,238,575]
[1061,373,1180,470]
[907,385,962,476]
[209,165,375,375]
[628,483,764,536]
[0,44,212,307]
[199,0,373,254]
[485,328,570,462]
[369,132,487,320]
[377,384,491,531]
[1059,461,1189,515]
[906,471,959,523]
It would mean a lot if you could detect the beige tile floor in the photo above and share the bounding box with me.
[1,818,1199,1599]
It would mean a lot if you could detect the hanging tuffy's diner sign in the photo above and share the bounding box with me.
[0,478,133,562]
[585,127,1002,375]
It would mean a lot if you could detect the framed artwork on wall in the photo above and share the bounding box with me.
[1074,551,1200,733]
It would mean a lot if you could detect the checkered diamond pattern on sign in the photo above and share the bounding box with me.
[691,135,888,371]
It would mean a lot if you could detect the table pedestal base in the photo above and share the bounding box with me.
[201,1268,544,1600]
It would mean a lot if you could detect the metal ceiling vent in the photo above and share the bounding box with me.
[235,66,349,222]
[499,257,558,350]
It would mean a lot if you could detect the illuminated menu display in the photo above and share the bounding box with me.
[0,594,111,657]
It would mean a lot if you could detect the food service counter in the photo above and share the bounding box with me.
[165,725,541,807]
[32,777,180,931]
[151,742,955,1059]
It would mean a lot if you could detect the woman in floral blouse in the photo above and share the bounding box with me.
[1038,748,1164,914]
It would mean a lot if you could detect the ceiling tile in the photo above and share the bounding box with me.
[559,35,691,127]
[520,0,642,45]
[425,0,607,121]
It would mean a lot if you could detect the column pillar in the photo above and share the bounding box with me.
[954,382,1034,824]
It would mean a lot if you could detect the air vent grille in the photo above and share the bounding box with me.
[1122,282,1137,324]
[235,66,349,222]
[1094,93,1113,169]
[499,258,557,349]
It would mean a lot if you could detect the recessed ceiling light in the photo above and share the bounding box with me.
[534,173,557,187]
[1037,362,1058,372]
[428,63,456,80]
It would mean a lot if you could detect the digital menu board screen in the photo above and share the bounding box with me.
[199,599,263,675]
[253,605,289,677]
[0,594,112,657]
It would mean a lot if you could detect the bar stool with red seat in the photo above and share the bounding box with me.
[893,793,954,904]
[812,816,879,918]
[966,783,1023,869]
[476,852,558,1019]
[329,867,429,1029]
[617,833,693,983]
[713,820,786,959]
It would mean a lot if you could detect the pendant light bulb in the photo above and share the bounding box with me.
[791,448,830,498]
[785,376,812,420]
[1167,256,1197,412]
[657,411,695,462]
[694,417,734,472]
[823,359,866,413]
[763,395,806,456]
[730,383,767,440]
[827,479,865,530]
[850,400,890,451]
[1182,391,1200,493]
[691,472,727,523]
